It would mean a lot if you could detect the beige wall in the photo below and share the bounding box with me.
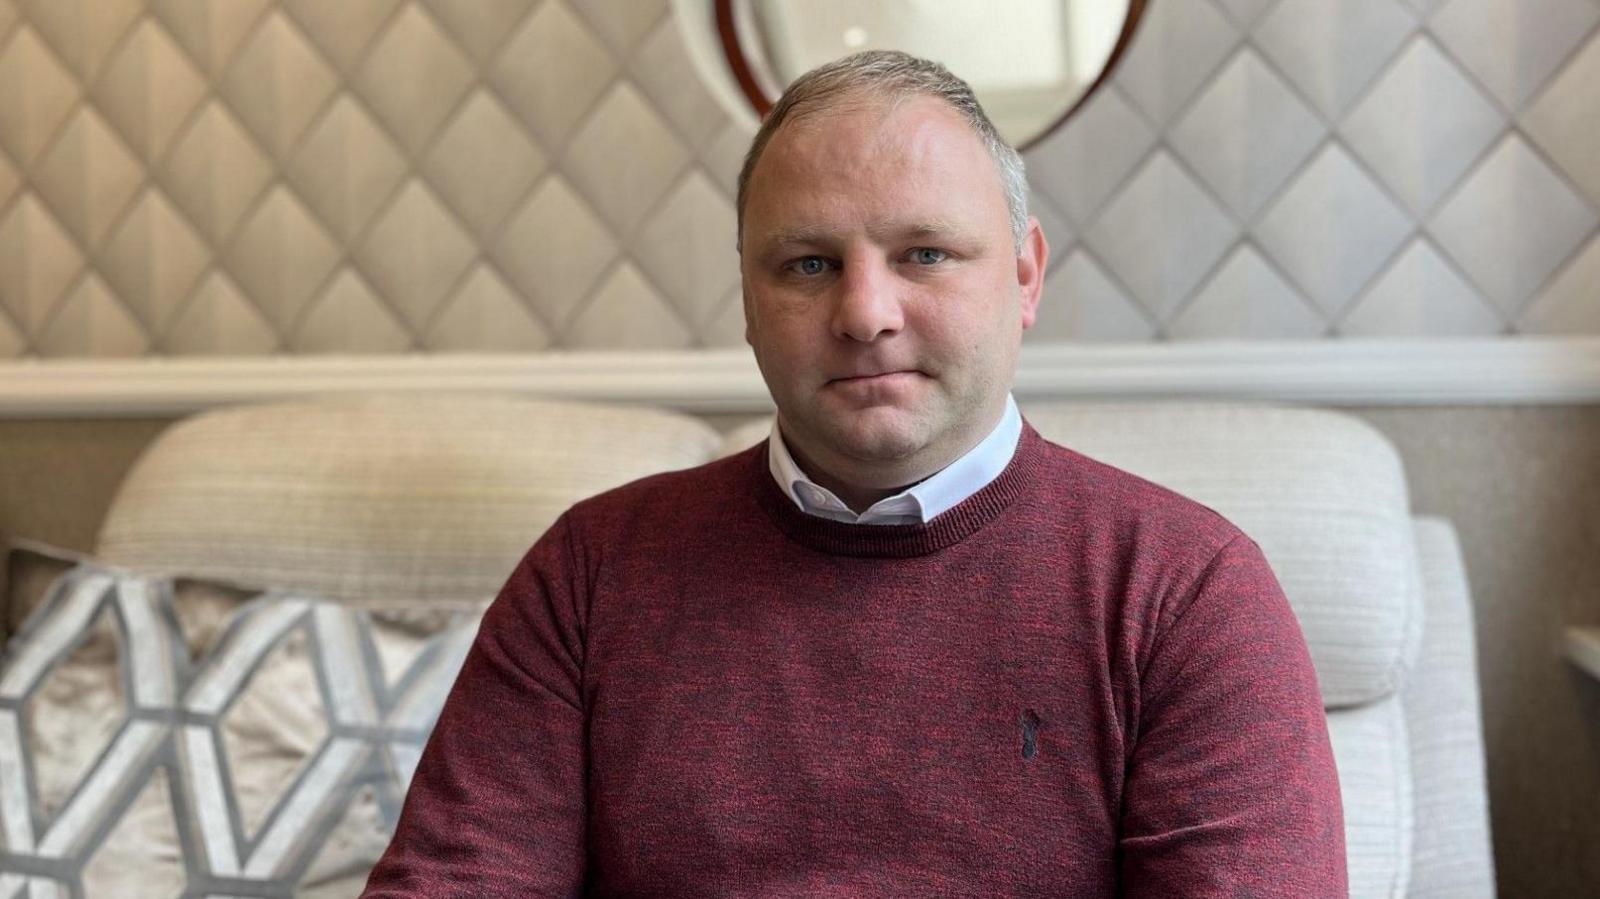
[3,404,1598,895]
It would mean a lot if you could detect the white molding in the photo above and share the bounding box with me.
[1011,337,1600,405]
[1567,627,1600,685]
[2,338,1599,417]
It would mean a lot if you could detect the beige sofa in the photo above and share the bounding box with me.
[60,391,1496,896]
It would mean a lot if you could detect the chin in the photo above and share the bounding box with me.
[817,411,933,464]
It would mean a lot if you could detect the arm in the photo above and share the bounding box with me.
[361,513,589,898]
[1119,534,1347,897]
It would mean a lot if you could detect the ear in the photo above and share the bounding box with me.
[1015,217,1048,330]
[741,283,756,347]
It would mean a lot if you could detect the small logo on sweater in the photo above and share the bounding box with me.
[1019,708,1044,760]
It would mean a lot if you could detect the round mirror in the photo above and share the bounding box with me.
[688,0,1146,150]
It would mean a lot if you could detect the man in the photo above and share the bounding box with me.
[362,50,1346,897]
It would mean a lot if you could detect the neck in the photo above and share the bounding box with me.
[781,439,924,513]
[753,421,1044,559]
[779,400,1008,514]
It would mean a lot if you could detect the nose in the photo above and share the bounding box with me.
[829,256,903,343]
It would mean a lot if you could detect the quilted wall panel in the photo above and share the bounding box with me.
[0,0,1595,359]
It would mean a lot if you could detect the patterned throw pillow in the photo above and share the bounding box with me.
[0,541,488,898]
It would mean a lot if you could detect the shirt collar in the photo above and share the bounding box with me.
[766,393,1023,526]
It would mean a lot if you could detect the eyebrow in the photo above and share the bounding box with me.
[758,220,979,254]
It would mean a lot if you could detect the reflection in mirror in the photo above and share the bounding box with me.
[715,0,1144,149]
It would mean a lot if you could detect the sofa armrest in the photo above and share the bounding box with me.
[1405,516,1496,897]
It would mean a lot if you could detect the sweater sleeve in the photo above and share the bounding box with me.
[361,513,589,898]
[1118,533,1348,897]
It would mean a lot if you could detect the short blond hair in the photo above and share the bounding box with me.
[735,49,1028,252]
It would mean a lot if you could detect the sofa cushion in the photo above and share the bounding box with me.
[0,544,482,897]
[93,393,723,604]
[717,403,1424,709]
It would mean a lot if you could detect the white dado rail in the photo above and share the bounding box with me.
[1,337,1599,418]
[1568,629,1600,685]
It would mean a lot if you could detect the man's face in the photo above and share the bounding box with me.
[740,94,1046,486]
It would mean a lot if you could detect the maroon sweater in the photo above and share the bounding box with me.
[362,423,1347,897]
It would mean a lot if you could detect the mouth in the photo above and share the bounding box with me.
[828,369,923,384]
[824,370,926,396]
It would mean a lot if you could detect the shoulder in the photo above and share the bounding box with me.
[506,444,763,593]
[1033,432,1244,543]
[1022,433,1289,667]
[561,441,764,536]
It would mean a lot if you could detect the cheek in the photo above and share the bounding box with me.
[913,301,988,353]
[761,304,833,353]
[750,318,821,384]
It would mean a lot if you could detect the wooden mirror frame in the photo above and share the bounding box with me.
[713,0,1149,151]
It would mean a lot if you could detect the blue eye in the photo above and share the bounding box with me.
[910,248,948,265]
[789,256,828,276]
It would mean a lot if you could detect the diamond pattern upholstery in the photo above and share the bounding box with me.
[0,0,1595,357]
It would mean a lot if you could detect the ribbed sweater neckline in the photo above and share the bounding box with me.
[751,421,1044,558]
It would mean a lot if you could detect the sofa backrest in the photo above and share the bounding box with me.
[93,392,723,604]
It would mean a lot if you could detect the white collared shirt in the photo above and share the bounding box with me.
[767,393,1023,525]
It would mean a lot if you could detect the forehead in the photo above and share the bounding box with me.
[774,93,969,169]
[743,94,1008,242]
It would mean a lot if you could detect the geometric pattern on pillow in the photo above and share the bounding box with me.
[0,563,482,898]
